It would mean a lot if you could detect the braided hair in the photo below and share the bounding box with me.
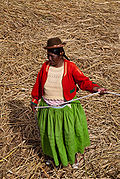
[48,47,70,61]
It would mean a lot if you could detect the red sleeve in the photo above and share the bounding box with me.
[72,63,100,92]
[31,71,41,105]
[31,61,49,105]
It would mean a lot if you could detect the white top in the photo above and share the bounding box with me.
[43,65,64,101]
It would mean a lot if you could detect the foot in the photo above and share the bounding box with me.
[72,162,79,169]
[46,159,51,166]
[72,153,79,169]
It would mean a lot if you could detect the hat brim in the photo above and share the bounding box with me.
[43,42,66,49]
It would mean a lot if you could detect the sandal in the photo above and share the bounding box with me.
[46,159,51,165]
[72,153,79,169]
[72,162,79,169]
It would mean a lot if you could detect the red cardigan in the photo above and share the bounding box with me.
[31,59,99,105]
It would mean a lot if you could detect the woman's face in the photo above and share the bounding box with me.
[47,51,63,67]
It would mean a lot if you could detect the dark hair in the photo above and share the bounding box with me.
[48,47,70,60]
[48,48,62,55]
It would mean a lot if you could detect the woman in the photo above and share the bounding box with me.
[31,37,106,168]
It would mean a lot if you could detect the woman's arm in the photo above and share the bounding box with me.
[72,62,106,93]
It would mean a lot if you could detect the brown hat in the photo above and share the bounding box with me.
[44,37,66,49]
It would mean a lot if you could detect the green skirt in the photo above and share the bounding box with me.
[37,97,90,166]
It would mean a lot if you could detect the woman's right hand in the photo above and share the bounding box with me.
[31,103,36,113]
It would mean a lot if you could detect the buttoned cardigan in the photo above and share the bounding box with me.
[31,59,99,105]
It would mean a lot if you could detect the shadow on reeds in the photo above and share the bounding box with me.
[7,100,42,158]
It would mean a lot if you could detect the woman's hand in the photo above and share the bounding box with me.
[93,87,107,95]
[31,103,36,112]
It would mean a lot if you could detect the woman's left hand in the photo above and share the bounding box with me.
[98,88,107,94]
[93,87,107,95]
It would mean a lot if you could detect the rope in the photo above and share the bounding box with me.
[106,91,120,96]
[35,91,120,109]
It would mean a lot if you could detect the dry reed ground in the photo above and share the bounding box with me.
[0,0,120,178]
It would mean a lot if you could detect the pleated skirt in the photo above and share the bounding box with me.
[37,97,90,166]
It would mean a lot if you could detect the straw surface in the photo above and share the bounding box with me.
[0,0,120,178]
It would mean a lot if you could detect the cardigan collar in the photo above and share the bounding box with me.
[46,59,67,77]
